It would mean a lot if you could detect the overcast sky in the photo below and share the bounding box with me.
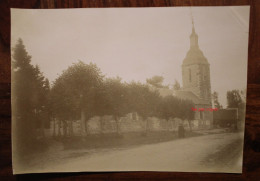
[11,6,250,107]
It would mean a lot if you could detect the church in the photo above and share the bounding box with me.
[176,20,213,126]
[157,20,213,127]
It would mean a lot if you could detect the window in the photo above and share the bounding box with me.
[189,69,191,82]
[203,66,207,81]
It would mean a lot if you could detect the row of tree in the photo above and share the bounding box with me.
[12,39,246,152]
[50,62,195,137]
[12,39,195,151]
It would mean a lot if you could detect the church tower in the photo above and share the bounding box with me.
[182,20,212,105]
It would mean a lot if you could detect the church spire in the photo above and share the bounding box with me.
[182,8,209,66]
[190,9,199,48]
[192,14,195,33]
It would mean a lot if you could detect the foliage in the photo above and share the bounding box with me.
[146,75,168,88]
[180,99,195,120]
[126,81,160,119]
[227,90,243,109]
[226,89,246,121]
[212,91,221,109]
[13,39,198,140]
[102,77,129,118]
[50,61,103,121]
[158,95,194,121]
[12,38,50,153]
[173,79,181,91]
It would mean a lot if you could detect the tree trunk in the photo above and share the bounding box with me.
[70,120,74,136]
[81,108,86,136]
[100,116,104,135]
[85,119,89,135]
[115,116,120,135]
[58,119,61,137]
[52,118,56,137]
[140,117,149,136]
[63,120,67,137]
[40,117,45,138]
[188,120,192,132]
[167,119,170,132]
[68,120,73,137]
[145,118,149,133]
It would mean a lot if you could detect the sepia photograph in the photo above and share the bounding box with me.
[11,6,249,174]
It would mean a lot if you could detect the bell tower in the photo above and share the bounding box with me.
[182,17,212,104]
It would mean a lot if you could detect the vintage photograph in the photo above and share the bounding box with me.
[11,6,249,174]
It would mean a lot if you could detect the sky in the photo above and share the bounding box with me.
[11,6,250,107]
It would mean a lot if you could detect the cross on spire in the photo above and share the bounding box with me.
[189,7,198,48]
[190,7,195,33]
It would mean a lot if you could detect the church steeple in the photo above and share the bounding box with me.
[180,10,213,124]
[190,17,199,48]
[182,15,208,66]
[182,10,211,102]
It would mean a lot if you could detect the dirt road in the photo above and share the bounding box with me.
[27,132,243,173]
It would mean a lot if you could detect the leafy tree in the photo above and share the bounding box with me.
[226,89,246,122]
[146,75,168,88]
[102,77,129,135]
[157,96,194,131]
[212,91,221,109]
[86,80,110,134]
[157,96,178,131]
[240,89,247,102]
[227,90,242,108]
[239,89,246,124]
[50,61,103,136]
[180,99,195,131]
[126,81,161,133]
[173,79,181,91]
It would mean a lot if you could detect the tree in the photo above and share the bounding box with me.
[173,79,181,91]
[227,90,242,108]
[126,81,161,134]
[32,66,51,138]
[50,61,103,137]
[226,89,246,123]
[181,99,195,131]
[157,96,194,132]
[12,38,35,153]
[102,77,129,135]
[239,89,246,124]
[12,38,49,154]
[146,75,168,88]
[86,80,111,135]
[157,96,178,131]
[212,91,221,109]
[240,89,247,103]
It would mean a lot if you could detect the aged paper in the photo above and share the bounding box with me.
[11,6,249,174]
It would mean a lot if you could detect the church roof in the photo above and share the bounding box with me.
[157,87,174,97]
[148,86,174,97]
[149,86,209,105]
[182,24,209,66]
[182,47,209,66]
[174,90,210,105]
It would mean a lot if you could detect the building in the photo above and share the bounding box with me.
[155,20,213,128]
[177,20,213,126]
